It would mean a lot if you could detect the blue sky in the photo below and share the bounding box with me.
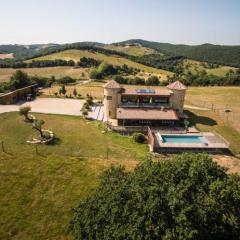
[1,0,239,45]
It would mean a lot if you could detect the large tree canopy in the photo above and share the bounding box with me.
[70,154,240,240]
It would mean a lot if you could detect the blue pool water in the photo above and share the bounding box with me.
[162,135,205,143]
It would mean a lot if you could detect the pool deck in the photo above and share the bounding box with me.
[152,131,229,152]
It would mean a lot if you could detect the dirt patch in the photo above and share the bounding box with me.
[212,155,240,174]
[0,53,14,59]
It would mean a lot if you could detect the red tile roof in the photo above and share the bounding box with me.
[103,80,121,89]
[116,108,179,120]
[167,81,187,90]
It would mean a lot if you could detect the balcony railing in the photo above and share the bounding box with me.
[120,103,171,108]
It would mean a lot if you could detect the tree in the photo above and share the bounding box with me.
[146,75,160,86]
[19,105,31,122]
[32,119,45,138]
[9,70,31,90]
[89,69,102,80]
[61,85,67,95]
[73,88,77,97]
[70,154,240,240]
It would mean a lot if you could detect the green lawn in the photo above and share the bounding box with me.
[0,112,148,239]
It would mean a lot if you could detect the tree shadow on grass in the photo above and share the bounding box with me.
[184,110,217,127]
[46,137,62,146]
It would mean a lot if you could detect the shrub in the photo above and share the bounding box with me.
[19,105,31,121]
[57,76,76,84]
[81,108,88,116]
[83,102,90,110]
[132,132,146,143]
[86,95,93,105]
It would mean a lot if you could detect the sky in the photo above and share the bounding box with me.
[0,0,240,45]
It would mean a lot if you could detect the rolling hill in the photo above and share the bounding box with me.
[1,40,240,68]
[27,49,173,79]
[118,39,240,67]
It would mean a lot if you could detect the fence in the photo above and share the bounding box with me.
[185,98,240,132]
[0,139,145,161]
[107,124,148,134]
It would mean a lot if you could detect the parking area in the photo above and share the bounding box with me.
[0,98,84,116]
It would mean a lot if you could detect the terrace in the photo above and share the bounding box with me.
[149,129,229,153]
[120,88,172,108]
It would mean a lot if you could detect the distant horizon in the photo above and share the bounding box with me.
[1,39,240,47]
[1,0,239,45]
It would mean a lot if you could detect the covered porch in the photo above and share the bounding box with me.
[116,107,179,126]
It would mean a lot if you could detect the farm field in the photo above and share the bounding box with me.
[103,44,157,56]
[183,59,236,77]
[29,49,172,79]
[0,112,147,239]
[0,67,89,82]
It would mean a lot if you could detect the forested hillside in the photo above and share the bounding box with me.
[120,39,240,67]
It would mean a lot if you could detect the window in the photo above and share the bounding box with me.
[153,97,169,103]
[106,96,112,100]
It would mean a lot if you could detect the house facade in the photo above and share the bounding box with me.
[103,80,187,126]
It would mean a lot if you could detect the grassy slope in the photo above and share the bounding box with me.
[186,87,240,154]
[183,59,237,77]
[29,49,173,79]
[0,112,148,239]
[0,67,89,82]
[103,44,157,56]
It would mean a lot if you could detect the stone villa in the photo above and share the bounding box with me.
[103,80,187,127]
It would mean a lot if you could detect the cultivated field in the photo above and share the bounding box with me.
[0,112,147,239]
[0,53,14,59]
[0,67,89,82]
[183,59,236,77]
[29,49,172,79]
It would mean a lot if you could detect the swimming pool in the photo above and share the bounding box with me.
[161,135,206,143]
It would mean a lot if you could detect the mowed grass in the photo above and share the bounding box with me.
[186,87,240,133]
[183,59,236,77]
[103,44,157,56]
[29,50,173,79]
[0,67,89,82]
[0,112,148,239]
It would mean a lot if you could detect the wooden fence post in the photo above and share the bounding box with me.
[1,141,5,153]
[35,145,38,155]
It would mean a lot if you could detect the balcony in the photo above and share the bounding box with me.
[120,102,171,108]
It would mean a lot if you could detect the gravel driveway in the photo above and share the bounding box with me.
[0,98,84,116]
